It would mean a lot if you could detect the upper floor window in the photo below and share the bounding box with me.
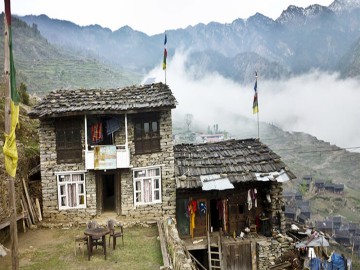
[87,116,121,149]
[56,118,82,163]
[56,172,86,210]
[134,113,160,154]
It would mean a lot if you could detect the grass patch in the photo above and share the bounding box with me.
[0,224,163,270]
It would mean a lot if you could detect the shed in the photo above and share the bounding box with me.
[174,139,295,238]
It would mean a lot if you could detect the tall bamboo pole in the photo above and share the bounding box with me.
[3,1,19,268]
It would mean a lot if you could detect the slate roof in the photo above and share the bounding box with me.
[174,139,296,189]
[28,82,177,119]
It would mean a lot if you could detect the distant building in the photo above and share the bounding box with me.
[295,191,302,201]
[298,213,309,224]
[199,133,225,143]
[299,206,311,219]
[349,223,359,235]
[284,206,296,220]
[334,229,351,247]
[324,182,335,193]
[332,215,345,230]
[316,220,333,236]
[334,184,344,194]
[314,180,325,192]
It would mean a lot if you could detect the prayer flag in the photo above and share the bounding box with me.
[3,0,20,177]
[162,34,167,70]
[253,74,259,114]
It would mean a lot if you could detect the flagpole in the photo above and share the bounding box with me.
[257,73,260,139]
[253,71,260,139]
[257,108,260,139]
[163,33,167,85]
[3,1,19,268]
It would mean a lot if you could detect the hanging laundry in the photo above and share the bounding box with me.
[188,199,197,238]
[91,122,103,143]
[199,201,206,216]
[253,188,258,208]
[105,117,121,135]
[247,189,252,210]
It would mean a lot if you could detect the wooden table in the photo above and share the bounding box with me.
[84,227,110,260]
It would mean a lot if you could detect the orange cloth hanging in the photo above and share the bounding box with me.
[188,199,197,238]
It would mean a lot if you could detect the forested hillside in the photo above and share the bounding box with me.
[0,14,142,94]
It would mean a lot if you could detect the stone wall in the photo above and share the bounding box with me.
[162,219,196,270]
[38,109,176,222]
[38,119,96,221]
[257,234,294,269]
[121,110,176,219]
[269,181,286,233]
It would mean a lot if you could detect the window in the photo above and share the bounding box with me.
[133,167,161,206]
[56,118,82,163]
[57,172,86,210]
[87,116,120,148]
[134,114,160,154]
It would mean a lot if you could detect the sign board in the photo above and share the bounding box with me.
[94,145,117,170]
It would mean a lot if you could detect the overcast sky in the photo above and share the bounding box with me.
[2,0,334,35]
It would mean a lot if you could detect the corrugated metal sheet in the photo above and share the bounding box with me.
[200,174,234,191]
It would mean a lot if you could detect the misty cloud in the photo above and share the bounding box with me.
[144,51,360,150]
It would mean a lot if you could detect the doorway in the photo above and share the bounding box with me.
[102,174,115,211]
[210,199,221,231]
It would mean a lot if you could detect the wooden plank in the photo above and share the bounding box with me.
[157,221,171,268]
[22,178,36,224]
[35,198,42,221]
[0,214,28,230]
[20,194,32,227]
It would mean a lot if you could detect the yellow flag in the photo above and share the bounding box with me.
[3,102,19,177]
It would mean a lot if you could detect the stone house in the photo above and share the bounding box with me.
[315,220,333,236]
[334,184,344,194]
[284,206,296,220]
[314,180,325,192]
[28,83,177,221]
[324,182,335,193]
[334,229,351,247]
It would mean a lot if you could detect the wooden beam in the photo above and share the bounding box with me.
[3,5,19,268]
[157,221,171,268]
[0,214,27,230]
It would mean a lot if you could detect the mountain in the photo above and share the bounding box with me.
[0,14,141,94]
[339,37,360,77]
[20,14,161,73]
[19,0,360,84]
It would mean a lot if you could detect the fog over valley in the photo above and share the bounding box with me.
[145,51,360,151]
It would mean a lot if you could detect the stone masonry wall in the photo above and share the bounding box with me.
[39,119,96,221]
[270,181,286,233]
[120,110,176,220]
[257,234,294,269]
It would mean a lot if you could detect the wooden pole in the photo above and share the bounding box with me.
[3,4,19,269]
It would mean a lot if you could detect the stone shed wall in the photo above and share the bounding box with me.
[257,235,295,269]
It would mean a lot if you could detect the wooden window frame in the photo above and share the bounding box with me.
[134,113,160,154]
[56,171,86,210]
[133,166,162,206]
[55,118,82,163]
